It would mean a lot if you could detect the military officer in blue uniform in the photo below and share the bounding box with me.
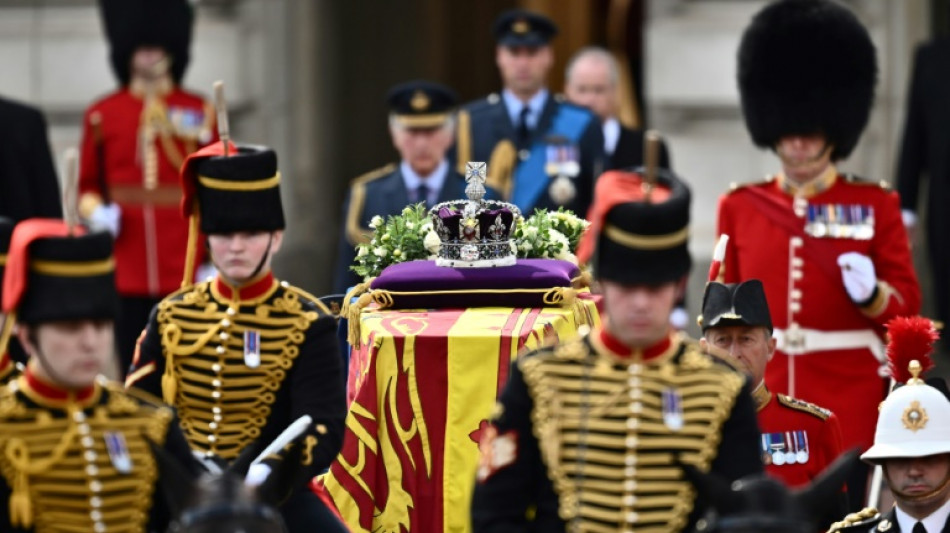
[454,9,605,219]
[334,80,492,293]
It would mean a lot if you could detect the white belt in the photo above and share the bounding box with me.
[773,327,885,363]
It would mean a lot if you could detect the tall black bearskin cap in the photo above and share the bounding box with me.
[700,280,773,333]
[99,0,194,85]
[591,169,692,285]
[193,146,285,234]
[2,220,118,324]
[0,217,14,303]
[737,0,877,161]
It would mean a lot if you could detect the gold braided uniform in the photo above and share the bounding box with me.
[472,329,762,533]
[0,374,195,533]
[126,273,345,474]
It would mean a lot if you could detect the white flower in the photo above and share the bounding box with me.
[521,226,538,239]
[521,241,533,252]
[510,241,518,255]
[393,249,402,257]
[374,247,388,257]
[356,246,368,257]
[369,215,383,229]
[406,222,415,230]
[549,229,570,251]
[424,231,442,254]
[381,234,390,242]
[555,248,578,264]
[402,207,413,216]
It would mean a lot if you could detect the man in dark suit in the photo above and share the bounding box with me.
[334,81,473,293]
[564,46,671,172]
[0,97,62,221]
[454,10,604,218]
[895,37,950,339]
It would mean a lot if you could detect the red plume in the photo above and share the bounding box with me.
[885,316,939,383]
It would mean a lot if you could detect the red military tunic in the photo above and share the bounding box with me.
[717,165,921,451]
[79,85,215,297]
[752,384,844,488]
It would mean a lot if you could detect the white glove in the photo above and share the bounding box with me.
[88,203,121,238]
[669,306,689,330]
[195,262,218,282]
[244,463,272,487]
[837,252,877,303]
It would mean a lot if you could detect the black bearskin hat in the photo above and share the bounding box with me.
[99,0,194,85]
[737,0,877,161]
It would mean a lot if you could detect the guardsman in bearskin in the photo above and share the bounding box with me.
[0,217,20,383]
[79,0,217,376]
[125,141,347,531]
[699,279,847,528]
[334,80,486,293]
[471,169,762,532]
[718,0,921,508]
[829,318,950,533]
[0,219,199,533]
[454,9,604,218]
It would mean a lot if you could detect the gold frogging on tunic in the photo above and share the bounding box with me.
[520,337,744,533]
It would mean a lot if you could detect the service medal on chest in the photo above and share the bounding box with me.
[104,431,133,474]
[244,330,261,368]
[662,387,684,431]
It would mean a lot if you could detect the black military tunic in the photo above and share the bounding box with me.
[0,372,197,533]
[127,272,346,483]
[471,328,763,533]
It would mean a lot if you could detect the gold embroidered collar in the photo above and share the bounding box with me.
[777,164,838,198]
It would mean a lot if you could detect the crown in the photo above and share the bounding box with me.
[430,162,521,268]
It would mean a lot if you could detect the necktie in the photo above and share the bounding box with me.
[415,184,430,208]
[913,522,927,533]
[516,106,531,149]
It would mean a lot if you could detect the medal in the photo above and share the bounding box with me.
[772,450,785,466]
[662,388,684,431]
[244,330,261,368]
[795,430,810,464]
[104,431,132,474]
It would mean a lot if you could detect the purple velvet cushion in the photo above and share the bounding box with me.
[369,259,580,309]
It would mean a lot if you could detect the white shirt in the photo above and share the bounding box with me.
[603,117,621,155]
[502,88,548,131]
[400,159,448,206]
[893,497,950,533]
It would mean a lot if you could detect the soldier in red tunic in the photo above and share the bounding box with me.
[78,0,216,376]
[718,0,921,509]
[700,279,847,529]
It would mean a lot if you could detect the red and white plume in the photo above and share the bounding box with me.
[707,234,730,282]
[885,316,939,383]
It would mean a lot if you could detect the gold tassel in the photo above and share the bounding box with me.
[347,293,373,349]
[161,360,177,405]
[180,211,200,289]
[342,280,374,348]
[0,311,16,358]
[571,268,593,289]
[9,474,32,528]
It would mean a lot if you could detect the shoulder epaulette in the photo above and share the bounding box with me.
[349,163,397,188]
[281,282,333,315]
[843,174,891,190]
[345,164,397,246]
[727,175,775,194]
[777,393,832,420]
[465,93,501,113]
[828,507,882,532]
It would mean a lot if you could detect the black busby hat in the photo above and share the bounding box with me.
[190,145,285,235]
[589,169,692,285]
[387,80,458,129]
[2,220,118,324]
[700,280,773,333]
[737,0,877,161]
[0,217,13,302]
[99,0,194,85]
[492,9,559,47]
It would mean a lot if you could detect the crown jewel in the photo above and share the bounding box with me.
[430,162,521,268]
